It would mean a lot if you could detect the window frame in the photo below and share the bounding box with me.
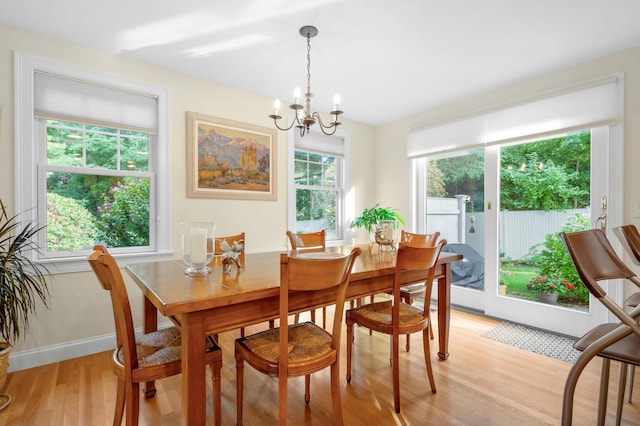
[14,51,171,272]
[287,128,351,245]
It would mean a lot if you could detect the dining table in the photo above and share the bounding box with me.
[125,243,463,426]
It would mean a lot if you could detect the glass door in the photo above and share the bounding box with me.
[418,126,618,337]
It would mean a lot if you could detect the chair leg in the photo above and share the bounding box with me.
[346,317,354,383]
[236,352,245,426]
[616,363,628,426]
[310,309,316,323]
[330,361,344,426]
[305,374,311,403]
[392,332,401,413]
[211,361,222,426]
[597,359,611,426]
[422,328,436,393]
[322,307,327,329]
[125,381,139,426]
[113,378,125,426]
[241,327,245,338]
[406,333,411,352]
[629,365,635,402]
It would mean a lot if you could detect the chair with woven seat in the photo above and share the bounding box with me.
[235,246,361,426]
[398,230,440,350]
[346,239,446,413]
[286,230,327,327]
[560,229,640,425]
[89,245,222,426]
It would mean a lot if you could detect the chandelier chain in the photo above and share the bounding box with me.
[306,33,312,96]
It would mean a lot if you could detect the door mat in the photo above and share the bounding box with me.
[481,321,581,364]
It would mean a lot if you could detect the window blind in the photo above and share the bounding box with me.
[34,71,158,134]
[407,77,621,157]
[295,130,344,155]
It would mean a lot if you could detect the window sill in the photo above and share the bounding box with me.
[39,250,175,274]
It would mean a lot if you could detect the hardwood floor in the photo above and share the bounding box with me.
[1,307,639,425]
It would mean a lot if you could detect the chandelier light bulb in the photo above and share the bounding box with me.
[294,87,301,104]
[333,94,340,110]
[273,99,280,115]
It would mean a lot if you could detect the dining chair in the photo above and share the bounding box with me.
[346,239,447,413]
[560,229,640,426]
[209,232,250,338]
[286,230,327,327]
[612,224,640,404]
[235,247,361,426]
[397,230,440,350]
[88,245,222,426]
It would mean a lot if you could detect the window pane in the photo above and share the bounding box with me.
[121,136,149,171]
[46,172,150,252]
[295,188,337,237]
[86,132,117,169]
[294,160,308,185]
[308,162,322,185]
[322,158,336,187]
[47,125,83,167]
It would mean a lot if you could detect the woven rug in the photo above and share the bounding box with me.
[481,321,581,364]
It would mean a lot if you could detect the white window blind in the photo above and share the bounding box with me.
[407,77,621,157]
[34,71,158,134]
[295,130,344,155]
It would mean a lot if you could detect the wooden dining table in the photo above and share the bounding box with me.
[125,243,462,426]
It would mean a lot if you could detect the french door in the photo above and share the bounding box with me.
[418,125,621,337]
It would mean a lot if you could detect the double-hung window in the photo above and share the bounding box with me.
[15,52,170,271]
[288,131,350,243]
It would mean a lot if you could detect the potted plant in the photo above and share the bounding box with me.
[351,204,406,249]
[0,199,51,410]
[526,275,575,304]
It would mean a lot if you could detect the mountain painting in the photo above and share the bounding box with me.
[187,112,277,200]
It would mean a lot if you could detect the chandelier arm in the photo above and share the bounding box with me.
[312,111,341,135]
[270,116,297,132]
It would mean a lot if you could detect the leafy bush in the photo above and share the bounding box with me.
[530,213,590,300]
[95,178,150,248]
[47,193,98,251]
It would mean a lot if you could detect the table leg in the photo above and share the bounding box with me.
[437,263,451,360]
[181,311,207,426]
[142,296,158,398]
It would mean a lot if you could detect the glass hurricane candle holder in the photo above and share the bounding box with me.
[180,222,216,276]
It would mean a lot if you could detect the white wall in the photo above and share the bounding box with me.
[0,23,376,370]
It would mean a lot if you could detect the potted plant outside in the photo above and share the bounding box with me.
[0,199,52,410]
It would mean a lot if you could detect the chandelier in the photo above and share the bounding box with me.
[269,25,343,137]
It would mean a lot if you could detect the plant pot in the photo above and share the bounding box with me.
[0,342,12,411]
[498,284,507,296]
[538,292,559,304]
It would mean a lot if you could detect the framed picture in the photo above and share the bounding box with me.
[186,112,277,200]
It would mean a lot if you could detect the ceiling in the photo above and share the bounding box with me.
[3,0,640,126]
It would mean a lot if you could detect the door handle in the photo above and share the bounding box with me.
[595,213,607,231]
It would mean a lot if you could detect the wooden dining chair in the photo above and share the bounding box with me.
[209,232,249,338]
[235,247,361,426]
[88,245,222,426]
[560,229,640,425]
[397,230,440,350]
[286,230,327,327]
[346,240,447,413]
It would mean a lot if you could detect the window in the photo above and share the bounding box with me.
[15,52,170,271]
[288,131,350,243]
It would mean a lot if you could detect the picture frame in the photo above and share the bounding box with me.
[186,112,277,200]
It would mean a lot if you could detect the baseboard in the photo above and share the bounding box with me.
[7,322,173,372]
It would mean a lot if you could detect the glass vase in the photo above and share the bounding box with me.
[180,222,216,276]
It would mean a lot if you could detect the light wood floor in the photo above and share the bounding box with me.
[1,307,639,425]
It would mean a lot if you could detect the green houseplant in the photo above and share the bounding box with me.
[0,199,51,409]
[350,204,406,233]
